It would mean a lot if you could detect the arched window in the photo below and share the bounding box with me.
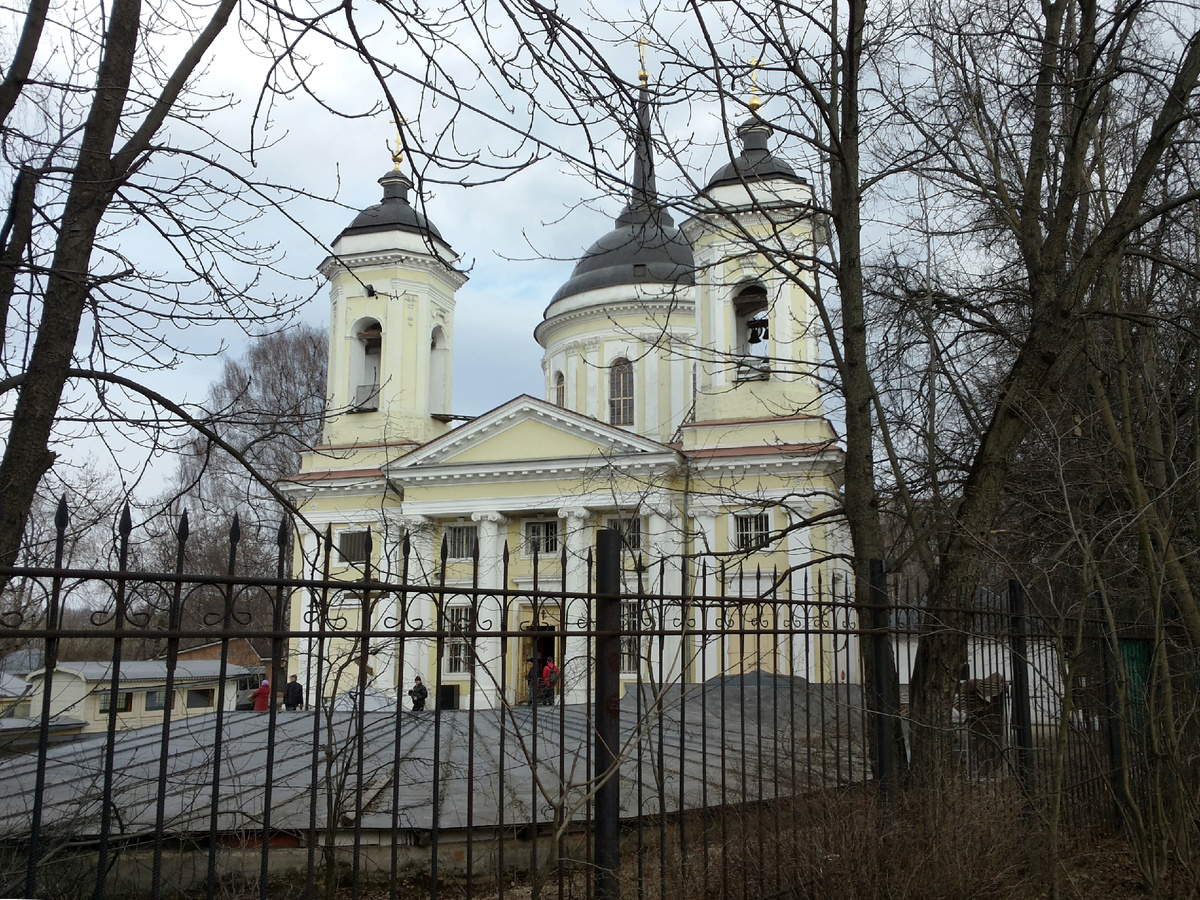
[554,371,566,407]
[609,358,634,426]
[350,317,382,411]
[429,325,449,414]
[733,284,770,359]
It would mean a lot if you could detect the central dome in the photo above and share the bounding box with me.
[549,208,694,304]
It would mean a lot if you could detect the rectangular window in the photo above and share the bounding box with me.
[609,359,634,426]
[98,690,133,714]
[620,601,641,674]
[446,606,472,675]
[734,512,771,551]
[145,689,169,711]
[186,688,215,709]
[525,520,559,556]
[445,524,478,560]
[338,529,371,564]
[605,516,642,552]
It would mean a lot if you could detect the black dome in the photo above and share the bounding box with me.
[549,211,695,304]
[336,170,445,243]
[705,119,805,190]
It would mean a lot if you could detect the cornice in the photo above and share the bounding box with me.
[535,298,698,345]
[319,251,469,290]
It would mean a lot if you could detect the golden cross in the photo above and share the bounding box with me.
[749,57,762,111]
[638,37,648,85]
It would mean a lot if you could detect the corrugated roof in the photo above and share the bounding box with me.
[28,661,253,684]
[0,674,865,840]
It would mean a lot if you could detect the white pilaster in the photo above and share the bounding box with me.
[394,514,435,686]
[557,505,593,706]
[471,510,509,708]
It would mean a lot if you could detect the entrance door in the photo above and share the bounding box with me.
[515,604,560,704]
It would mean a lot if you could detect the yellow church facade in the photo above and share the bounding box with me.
[283,94,851,709]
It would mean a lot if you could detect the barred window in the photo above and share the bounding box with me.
[446,606,472,674]
[609,358,634,426]
[98,690,133,714]
[338,529,371,564]
[554,371,566,407]
[734,513,770,551]
[605,516,642,552]
[525,520,559,555]
[620,600,641,674]
[445,524,477,560]
[145,689,168,711]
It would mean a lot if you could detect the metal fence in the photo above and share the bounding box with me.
[0,505,1142,899]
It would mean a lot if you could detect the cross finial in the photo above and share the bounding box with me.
[391,118,406,171]
[638,38,648,86]
[749,57,762,112]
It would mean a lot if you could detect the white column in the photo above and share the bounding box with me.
[557,505,593,706]
[295,530,323,704]
[394,515,435,686]
[786,500,815,680]
[644,494,684,683]
[643,336,659,437]
[471,511,509,708]
[689,506,721,681]
[584,339,601,420]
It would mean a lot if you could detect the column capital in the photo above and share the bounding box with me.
[557,505,593,523]
[641,492,676,519]
[471,510,509,525]
[392,514,434,533]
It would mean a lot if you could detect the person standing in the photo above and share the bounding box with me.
[283,674,303,711]
[525,657,540,707]
[541,656,559,706]
[407,676,428,711]
[251,679,271,712]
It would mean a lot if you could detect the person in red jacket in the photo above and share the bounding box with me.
[251,679,271,711]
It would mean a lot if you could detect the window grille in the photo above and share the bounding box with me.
[609,358,634,426]
[734,512,771,551]
[620,601,641,673]
[525,520,559,555]
[446,606,472,674]
[338,529,371,564]
[145,690,168,711]
[98,690,133,713]
[605,516,642,552]
[445,524,477,559]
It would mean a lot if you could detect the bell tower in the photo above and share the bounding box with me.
[680,110,832,452]
[318,153,467,450]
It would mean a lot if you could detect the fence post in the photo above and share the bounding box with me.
[595,529,622,900]
[868,559,896,804]
[1007,579,1036,799]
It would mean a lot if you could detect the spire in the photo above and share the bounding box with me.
[617,43,672,229]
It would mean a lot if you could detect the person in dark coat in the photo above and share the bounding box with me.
[525,657,540,707]
[283,675,303,711]
[251,680,271,712]
[407,676,428,711]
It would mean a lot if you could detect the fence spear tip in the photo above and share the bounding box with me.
[230,513,241,545]
[119,502,132,536]
[177,509,189,543]
[55,495,68,531]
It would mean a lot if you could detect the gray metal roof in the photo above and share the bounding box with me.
[336,171,446,245]
[705,119,805,190]
[28,661,253,684]
[0,673,865,840]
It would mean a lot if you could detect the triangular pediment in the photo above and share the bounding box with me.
[388,395,676,472]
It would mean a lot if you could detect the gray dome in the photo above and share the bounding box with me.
[705,119,805,190]
[336,170,446,243]
[549,210,695,305]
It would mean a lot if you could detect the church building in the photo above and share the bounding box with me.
[283,78,849,709]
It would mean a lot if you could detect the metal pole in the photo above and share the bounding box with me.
[595,529,622,900]
[869,559,895,804]
[1007,579,1036,799]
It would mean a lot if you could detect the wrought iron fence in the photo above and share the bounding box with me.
[0,504,1142,899]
